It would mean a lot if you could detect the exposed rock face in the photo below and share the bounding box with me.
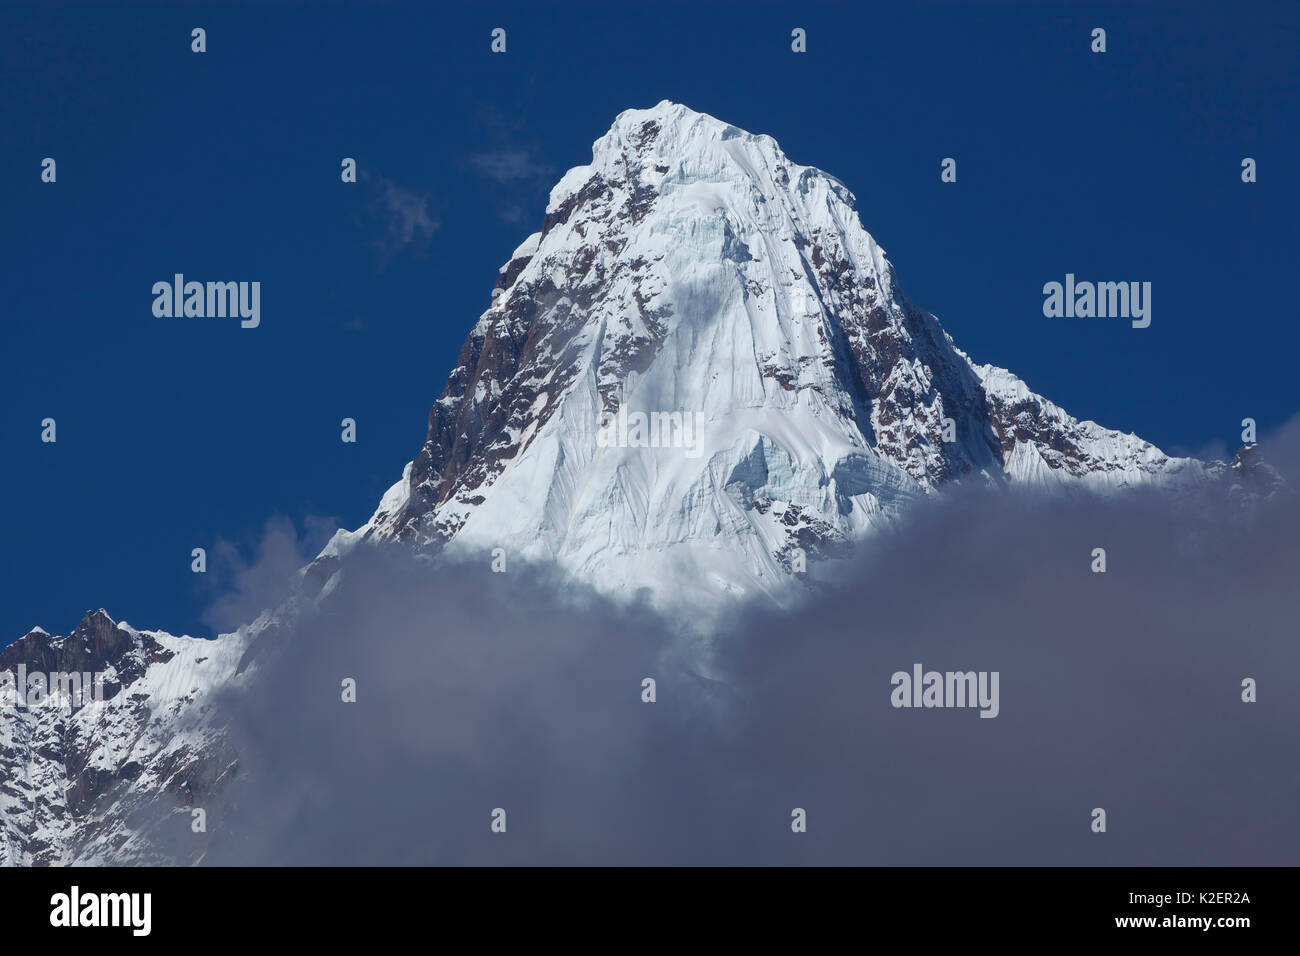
[1226,442,1284,497]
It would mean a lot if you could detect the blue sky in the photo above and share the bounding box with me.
[3,0,1297,641]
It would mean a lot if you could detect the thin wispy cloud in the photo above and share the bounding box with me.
[359,173,439,263]
[466,136,555,225]
[470,150,553,184]
[198,515,338,634]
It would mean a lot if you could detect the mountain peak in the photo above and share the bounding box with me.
[72,608,118,640]
[547,101,856,230]
[604,100,780,153]
[355,104,1217,616]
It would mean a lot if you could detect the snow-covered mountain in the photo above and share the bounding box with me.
[1,101,1272,865]
[0,610,245,864]
[338,100,1220,613]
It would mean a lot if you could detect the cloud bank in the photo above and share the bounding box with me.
[153,439,1298,867]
